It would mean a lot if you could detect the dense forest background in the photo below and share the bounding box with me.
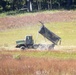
[0,0,76,12]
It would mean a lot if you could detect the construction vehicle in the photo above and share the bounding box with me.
[16,35,34,49]
[16,22,61,50]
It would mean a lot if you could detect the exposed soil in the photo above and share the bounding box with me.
[0,10,76,31]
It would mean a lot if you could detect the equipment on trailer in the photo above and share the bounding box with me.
[16,22,61,50]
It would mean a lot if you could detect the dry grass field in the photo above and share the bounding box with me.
[0,10,76,75]
[0,50,76,75]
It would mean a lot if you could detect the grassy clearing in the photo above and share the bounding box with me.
[0,10,76,75]
[0,21,76,47]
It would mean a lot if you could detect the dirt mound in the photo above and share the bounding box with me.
[36,44,55,50]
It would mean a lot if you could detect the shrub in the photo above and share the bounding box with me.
[5,5,11,11]
[13,54,21,60]
[0,5,3,12]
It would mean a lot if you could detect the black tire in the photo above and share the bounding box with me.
[16,45,19,48]
[20,46,25,50]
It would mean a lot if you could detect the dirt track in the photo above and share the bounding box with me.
[0,10,76,30]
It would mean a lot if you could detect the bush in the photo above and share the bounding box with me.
[71,5,76,9]
[5,5,11,11]
[13,54,21,60]
[0,6,3,12]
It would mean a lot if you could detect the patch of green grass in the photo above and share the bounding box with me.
[22,51,76,59]
[1,51,76,59]
[0,10,60,17]
[46,22,76,46]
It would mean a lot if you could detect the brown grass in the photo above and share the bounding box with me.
[0,54,76,75]
[0,10,76,31]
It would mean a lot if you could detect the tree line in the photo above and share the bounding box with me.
[0,0,76,12]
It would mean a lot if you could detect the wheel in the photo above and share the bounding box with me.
[20,46,25,50]
[16,45,19,48]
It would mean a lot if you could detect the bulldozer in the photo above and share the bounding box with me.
[16,22,61,50]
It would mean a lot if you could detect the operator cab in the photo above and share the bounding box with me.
[25,36,34,45]
[25,35,34,47]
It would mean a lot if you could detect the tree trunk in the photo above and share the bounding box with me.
[67,0,72,9]
[48,0,52,9]
[27,0,32,12]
